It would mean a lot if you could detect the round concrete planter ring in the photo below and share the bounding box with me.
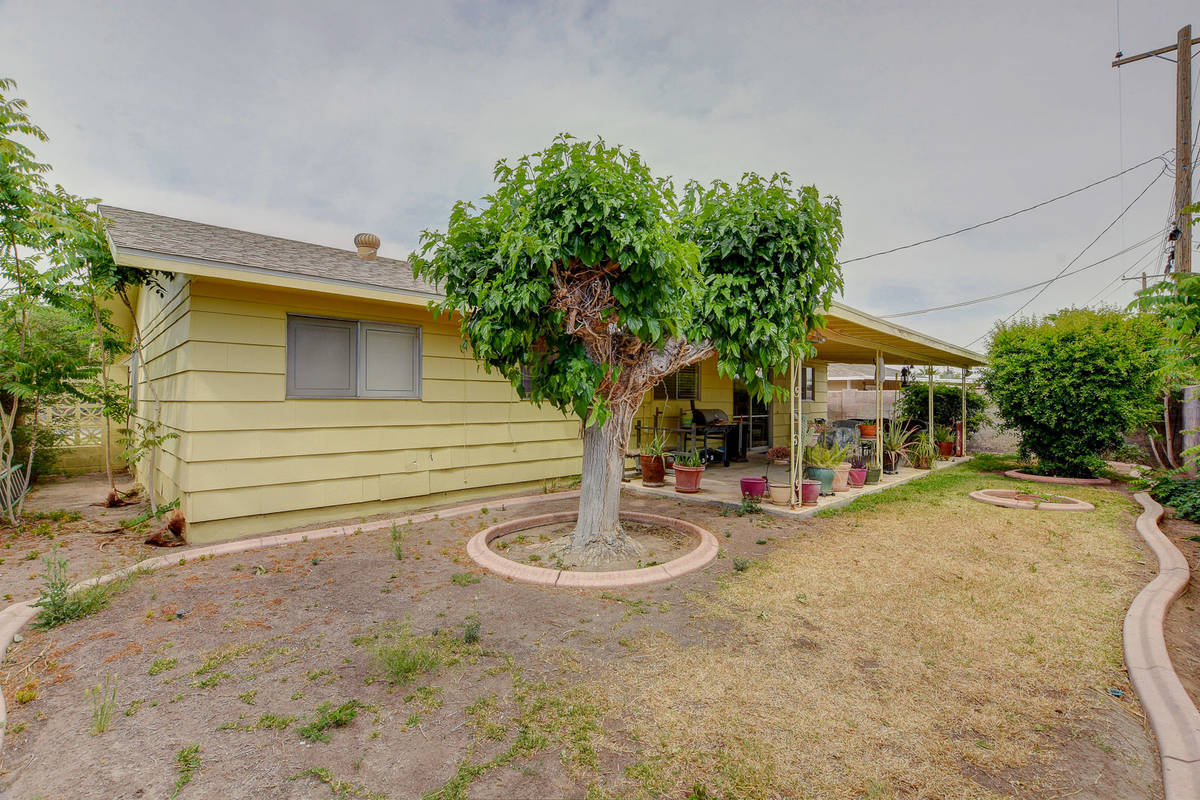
[969,488,1094,512]
[466,510,718,588]
[1003,469,1111,486]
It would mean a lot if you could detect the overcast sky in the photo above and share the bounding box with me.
[2,0,1195,350]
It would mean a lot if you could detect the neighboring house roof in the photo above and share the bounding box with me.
[100,205,439,298]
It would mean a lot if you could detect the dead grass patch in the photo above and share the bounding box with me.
[596,468,1142,799]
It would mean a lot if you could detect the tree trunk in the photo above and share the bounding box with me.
[1163,391,1178,469]
[568,402,642,566]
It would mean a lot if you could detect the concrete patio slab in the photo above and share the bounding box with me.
[623,454,968,518]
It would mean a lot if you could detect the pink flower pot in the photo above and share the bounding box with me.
[801,479,820,506]
[847,468,867,487]
[740,476,767,499]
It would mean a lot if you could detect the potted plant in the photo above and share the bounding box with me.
[673,449,705,493]
[764,445,792,505]
[934,425,955,458]
[880,420,913,474]
[847,455,868,488]
[804,442,851,495]
[740,476,767,500]
[911,431,937,469]
[857,419,877,439]
[800,479,821,505]
[640,431,670,487]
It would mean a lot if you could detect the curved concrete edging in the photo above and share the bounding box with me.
[467,511,718,588]
[1126,492,1200,799]
[0,488,581,755]
[1003,469,1111,486]
[969,489,1095,512]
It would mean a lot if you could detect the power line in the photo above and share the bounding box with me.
[838,151,1171,265]
[1082,240,1166,306]
[964,163,1170,348]
[879,231,1164,319]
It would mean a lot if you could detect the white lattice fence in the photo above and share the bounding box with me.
[43,401,105,447]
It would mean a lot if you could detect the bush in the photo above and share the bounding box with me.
[982,309,1162,478]
[1147,475,1200,522]
[895,382,989,436]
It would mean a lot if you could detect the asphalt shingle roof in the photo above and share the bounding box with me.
[100,205,439,297]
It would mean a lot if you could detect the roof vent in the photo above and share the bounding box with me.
[354,232,380,260]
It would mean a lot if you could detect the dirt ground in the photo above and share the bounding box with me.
[1161,514,1200,708]
[0,472,155,603]
[0,465,1169,799]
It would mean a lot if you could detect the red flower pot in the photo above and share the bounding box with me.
[801,479,820,506]
[938,441,954,458]
[847,468,867,487]
[674,465,704,493]
[740,476,767,499]
[640,454,666,487]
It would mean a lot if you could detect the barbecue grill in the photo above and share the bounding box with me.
[689,403,743,466]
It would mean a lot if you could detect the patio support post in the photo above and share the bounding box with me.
[961,367,968,457]
[874,351,883,468]
[789,355,802,507]
[927,365,934,437]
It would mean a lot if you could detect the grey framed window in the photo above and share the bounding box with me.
[653,363,699,400]
[287,315,420,399]
[802,366,815,401]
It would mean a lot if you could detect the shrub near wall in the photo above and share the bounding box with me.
[982,308,1162,478]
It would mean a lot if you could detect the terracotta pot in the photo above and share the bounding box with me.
[847,467,867,487]
[858,424,877,438]
[740,476,767,499]
[767,482,791,505]
[640,454,666,487]
[674,464,704,493]
[938,441,954,458]
[803,466,835,495]
[801,479,821,505]
[833,462,852,492]
[865,466,882,485]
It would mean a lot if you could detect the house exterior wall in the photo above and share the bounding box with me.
[130,277,583,543]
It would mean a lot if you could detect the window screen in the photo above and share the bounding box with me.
[802,366,815,401]
[286,316,420,399]
[653,364,700,400]
[359,323,420,399]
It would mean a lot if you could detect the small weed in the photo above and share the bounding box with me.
[732,557,751,573]
[289,766,387,799]
[463,618,482,644]
[171,744,201,798]
[88,675,118,734]
[307,668,332,681]
[125,699,145,717]
[149,656,178,676]
[451,573,481,586]
[755,538,767,545]
[390,522,405,560]
[299,700,365,742]
[15,680,37,704]
[31,546,142,630]
[238,690,258,705]
[736,496,763,516]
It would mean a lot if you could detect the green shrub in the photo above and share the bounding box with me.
[373,639,443,685]
[895,382,989,436]
[982,309,1162,477]
[1148,475,1200,522]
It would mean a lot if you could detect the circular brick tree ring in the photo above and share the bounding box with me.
[466,511,718,588]
[1003,469,1111,486]
[970,488,1095,512]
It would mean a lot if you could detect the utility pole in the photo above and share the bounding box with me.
[1114,24,1195,274]
[1115,25,1199,481]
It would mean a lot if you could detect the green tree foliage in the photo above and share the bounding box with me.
[413,135,843,555]
[982,308,1162,477]
[895,382,988,436]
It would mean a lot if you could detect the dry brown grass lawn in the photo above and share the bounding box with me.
[594,467,1146,799]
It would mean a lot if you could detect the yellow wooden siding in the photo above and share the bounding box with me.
[148,278,582,540]
[126,275,192,506]
[771,361,828,447]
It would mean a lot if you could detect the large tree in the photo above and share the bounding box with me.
[413,136,843,563]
